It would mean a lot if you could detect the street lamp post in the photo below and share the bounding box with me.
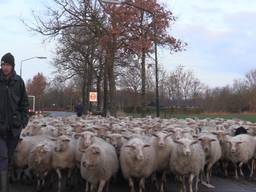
[20,56,47,77]
[101,0,160,117]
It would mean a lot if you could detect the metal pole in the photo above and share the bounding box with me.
[153,16,160,117]
[20,57,47,77]
[20,61,23,78]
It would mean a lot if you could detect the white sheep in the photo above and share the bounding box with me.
[28,141,54,191]
[74,131,105,167]
[151,131,173,192]
[198,133,222,186]
[169,138,205,192]
[51,135,76,192]
[120,137,156,192]
[80,140,119,192]
[226,134,256,179]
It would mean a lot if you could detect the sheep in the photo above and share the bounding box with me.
[74,131,105,167]
[212,128,232,177]
[169,138,205,192]
[151,131,173,192]
[198,133,222,186]
[14,135,49,170]
[233,126,248,136]
[226,134,256,179]
[106,133,126,157]
[28,142,54,191]
[80,140,119,192]
[51,135,76,192]
[13,135,52,181]
[120,137,156,192]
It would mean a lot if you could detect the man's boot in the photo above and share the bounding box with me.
[0,170,9,192]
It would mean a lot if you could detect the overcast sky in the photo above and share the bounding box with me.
[0,0,256,87]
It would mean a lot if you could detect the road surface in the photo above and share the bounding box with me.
[8,175,256,192]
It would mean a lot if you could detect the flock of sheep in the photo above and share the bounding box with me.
[13,114,256,192]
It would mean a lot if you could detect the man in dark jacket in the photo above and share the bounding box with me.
[0,52,29,192]
[75,101,84,117]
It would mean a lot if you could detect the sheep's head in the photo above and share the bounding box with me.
[107,133,123,148]
[152,132,171,147]
[198,137,216,153]
[79,131,96,150]
[174,138,198,157]
[228,140,243,154]
[31,144,51,164]
[53,135,71,152]
[125,138,151,161]
[82,146,101,168]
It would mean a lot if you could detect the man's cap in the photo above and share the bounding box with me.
[1,52,15,67]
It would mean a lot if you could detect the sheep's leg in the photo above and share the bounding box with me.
[85,181,90,192]
[128,178,135,192]
[91,184,96,192]
[160,171,166,192]
[36,177,41,192]
[238,162,244,177]
[151,173,159,191]
[66,168,73,186]
[177,176,184,192]
[105,181,110,192]
[56,168,62,192]
[195,175,199,192]
[182,176,186,192]
[97,179,106,192]
[250,159,254,178]
[189,174,194,192]
[206,163,212,184]
[221,160,228,177]
[247,159,255,179]
[139,177,145,192]
[234,163,239,179]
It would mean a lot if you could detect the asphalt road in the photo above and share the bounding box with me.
[8,174,256,192]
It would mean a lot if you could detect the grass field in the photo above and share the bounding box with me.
[162,113,256,123]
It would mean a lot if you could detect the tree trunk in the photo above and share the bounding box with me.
[141,50,146,116]
[103,56,108,117]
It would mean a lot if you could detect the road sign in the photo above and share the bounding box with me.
[89,92,97,102]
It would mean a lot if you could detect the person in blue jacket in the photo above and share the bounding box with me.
[0,53,29,192]
[75,101,84,117]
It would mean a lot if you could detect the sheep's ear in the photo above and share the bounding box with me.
[143,144,151,148]
[165,133,172,139]
[193,135,198,139]
[237,141,243,145]
[123,135,131,140]
[191,140,198,145]
[79,147,86,153]
[63,138,71,142]
[168,129,175,133]
[152,133,158,137]
[211,132,217,135]
[173,139,182,145]
[50,137,57,141]
[125,145,135,149]
[210,139,216,142]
